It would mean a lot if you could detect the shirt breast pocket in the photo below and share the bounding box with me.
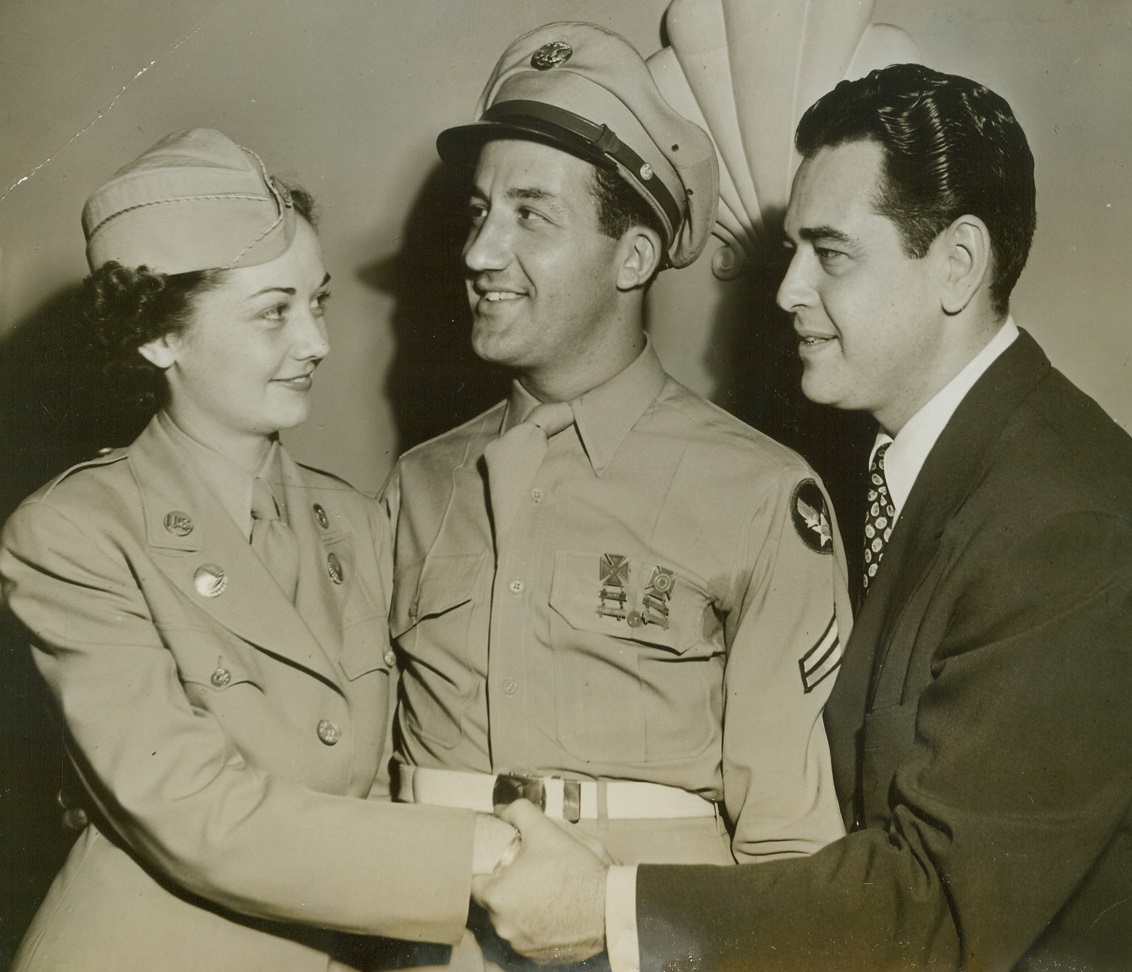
[390,551,487,750]
[548,550,724,765]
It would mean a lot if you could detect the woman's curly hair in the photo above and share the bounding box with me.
[84,185,317,414]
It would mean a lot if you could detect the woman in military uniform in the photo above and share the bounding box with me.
[1,129,510,971]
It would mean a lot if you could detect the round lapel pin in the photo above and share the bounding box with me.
[163,511,194,536]
[193,564,228,598]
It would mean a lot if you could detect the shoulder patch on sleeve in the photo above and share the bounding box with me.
[791,478,833,554]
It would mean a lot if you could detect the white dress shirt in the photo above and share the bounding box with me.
[872,318,1018,519]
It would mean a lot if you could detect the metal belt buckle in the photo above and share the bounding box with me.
[492,772,546,811]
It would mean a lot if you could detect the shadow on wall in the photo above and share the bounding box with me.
[705,261,877,592]
[0,285,150,965]
[360,161,511,454]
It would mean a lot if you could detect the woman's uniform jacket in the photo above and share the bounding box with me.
[633,330,1132,971]
[0,415,475,972]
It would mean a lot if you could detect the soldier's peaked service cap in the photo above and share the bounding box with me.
[437,22,719,269]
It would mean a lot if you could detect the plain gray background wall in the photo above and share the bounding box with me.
[1,0,1129,496]
[0,0,1129,961]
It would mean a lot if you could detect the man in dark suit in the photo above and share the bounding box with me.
[470,63,1132,971]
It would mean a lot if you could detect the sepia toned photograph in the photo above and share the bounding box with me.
[1,1,1129,969]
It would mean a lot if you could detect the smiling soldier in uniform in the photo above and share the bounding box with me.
[381,22,853,970]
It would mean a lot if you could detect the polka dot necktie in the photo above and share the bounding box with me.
[862,442,896,595]
[250,476,300,601]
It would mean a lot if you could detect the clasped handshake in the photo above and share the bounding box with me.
[471,800,611,964]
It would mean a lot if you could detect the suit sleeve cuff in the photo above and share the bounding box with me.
[606,864,640,972]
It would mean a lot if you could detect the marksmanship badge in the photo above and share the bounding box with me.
[598,553,629,620]
[641,565,675,629]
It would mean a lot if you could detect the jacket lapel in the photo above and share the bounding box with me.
[278,450,350,668]
[828,331,1051,802]
[863,330,1050,702]
[128,419,340,687]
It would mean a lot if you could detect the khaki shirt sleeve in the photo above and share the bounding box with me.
[721,471,851,861]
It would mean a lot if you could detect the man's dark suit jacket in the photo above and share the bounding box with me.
[636,330,1132,971]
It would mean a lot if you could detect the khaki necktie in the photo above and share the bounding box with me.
[250,476,300,601]
[483,401,574,540]
[862,442,895,595]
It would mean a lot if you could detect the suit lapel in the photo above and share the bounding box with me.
[129,419,340,687]
[863,331,1050,700]
[829,332,1051,800]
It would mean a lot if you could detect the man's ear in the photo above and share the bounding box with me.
[136,333,180,370]
[615,227,663,291]
[941,215,991,315]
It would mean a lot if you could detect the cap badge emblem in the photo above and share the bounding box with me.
[270,176,293,208]
[639,163,654,181]
[530,41,572,70]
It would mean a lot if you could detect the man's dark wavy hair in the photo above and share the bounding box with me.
[85,186,316,412]
[795,63,1036,317]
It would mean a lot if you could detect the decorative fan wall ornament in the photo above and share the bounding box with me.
[648,0,918,279]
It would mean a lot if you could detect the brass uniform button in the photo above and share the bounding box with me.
[317,719,341,746]
[210,668,231,688]
[313,503,329,529]
[327,552,344,585]
[383,648,397,668]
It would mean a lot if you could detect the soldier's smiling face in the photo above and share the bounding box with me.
[462,139,626,388]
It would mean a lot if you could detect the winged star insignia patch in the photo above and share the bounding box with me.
[791,479,833,554]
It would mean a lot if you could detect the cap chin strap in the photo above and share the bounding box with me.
[483,99,683,242]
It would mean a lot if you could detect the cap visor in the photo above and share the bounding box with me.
[436,119,615,172]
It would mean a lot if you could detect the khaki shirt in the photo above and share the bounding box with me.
[382,345,852,859]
